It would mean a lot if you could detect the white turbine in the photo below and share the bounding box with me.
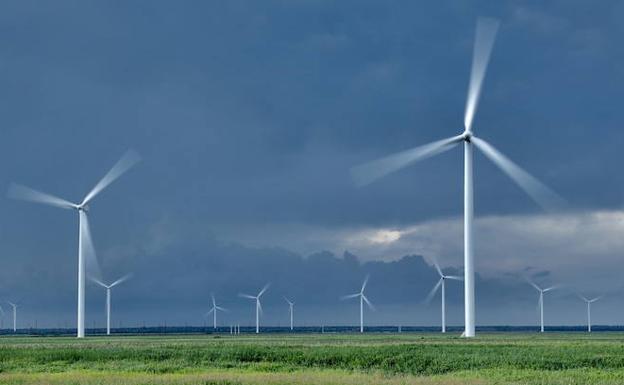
[8,150,140,338]
[526,279,557,333]
[7,302,17,332]
[206,293,228,329]
[350,18,564,337]
[239,283,269,334]
[284,297,294,331]
[425,261,462,333]
[90,274,132,335]
[341,275,375,333]
[579,294,602,333]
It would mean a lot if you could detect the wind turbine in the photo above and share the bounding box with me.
[239,284,270,334]
[350,18,564,337]
[8,150,140,338]
[206,293,228,329]
[526,279,557,333]
[90,274,132,335]
[284,297,294,331]
[7,302,17,332]
[425,261,462,333]
[579,294,602,333]
[341,275,375,333]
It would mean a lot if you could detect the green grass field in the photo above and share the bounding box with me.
[1,332,623,384]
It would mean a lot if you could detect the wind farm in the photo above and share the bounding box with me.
[0,2,623,385]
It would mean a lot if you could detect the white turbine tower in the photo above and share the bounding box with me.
[350,18,564,337]
[425,261,462,333]
[284,297,294,331]
[8,150,140,338]
[7,302,17,332]
[579,295,602,333]
[341,276,375,333]
[527,279,557,333]
[239,284,269,334]
[90,274,132,335]
[206,293,228,329]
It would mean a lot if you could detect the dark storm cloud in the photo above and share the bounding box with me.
[0,1,622,326]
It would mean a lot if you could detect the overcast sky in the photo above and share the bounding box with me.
[0,1,623,329]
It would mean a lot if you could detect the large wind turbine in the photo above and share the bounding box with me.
[527,279,557,333]
[90,274,132,335]
[8,150,140,338]
[206,293,228,329]
[7,302,17,332]
[579,295,602,333]
[341,276,375,333]
[239,284,269,334]
[351,18,563,337]
[425,261,462,333]
[284,297,294,331]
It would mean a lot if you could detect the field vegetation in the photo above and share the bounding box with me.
[0,333,623,384]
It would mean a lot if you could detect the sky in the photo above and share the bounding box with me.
[0,0,623,329]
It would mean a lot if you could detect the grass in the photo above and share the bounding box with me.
[0,333,623,384]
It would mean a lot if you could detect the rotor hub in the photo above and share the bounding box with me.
[462,131,472,142]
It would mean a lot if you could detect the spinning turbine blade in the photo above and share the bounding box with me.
[110,273,132,288]
[361,275,369,293]
[445,275,463,281]
[8,183,76,209]
[341,293,360,300]
[526,278,541,292]
[590,296,602,303]
[82,149,141,205]
[88,276,108,288]
[351,135,463,186]
[471,136,565,211]
[80,211,102,280]
[257,300,263,315]
[433,260,443,278]
[362,295,375,311]
[464,17,499,132]
[258,283,270,297]
[216,306,228,312]
[543,286,558,292]
[239,294,256,300]
[425,279,443,304]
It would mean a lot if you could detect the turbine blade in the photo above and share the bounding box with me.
[590,296,603,303]
[525,277,541,292]
[543,285,558,293]
[257,299,263,315]
[216,306,228,312]
[110,273,133,288]
[446,275,463,281]
[81,149,141,205]
[258,283,270,297]
[340,293,360,300]
[362,295,375,311]
[361,275,370,293]
[206,308,214,315]
[577,294,589,302]
[432,259,443,278]
[211,293,216,307]
[8,183,76,210]
[464,17,499,132]
[88,276,108,288]
[351,135,463,186]
[239,293,256,300]
[424,279,443,304]
[471,136,565,212]
[80,212,102,280]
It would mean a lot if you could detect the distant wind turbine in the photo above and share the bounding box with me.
[527,279,557,333]
[341,275,375,333]
[7,302,17,332]
[239,284,270,334]
[350,18,564,338]
[90,274,132,335]
[8,150,140,338]
[206,293,228,329]
[579,294,602,333]
[425,261,462,333]
[284,297,294,331]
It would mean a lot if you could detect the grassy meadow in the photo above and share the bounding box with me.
[0,332,623,384]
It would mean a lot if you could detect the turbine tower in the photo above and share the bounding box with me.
[239,284,269,334]
[206,293,227,329]
[90,274,132,335]
[425,261,462,333]
[350,18,563,337]
[527,279,557,333]
[8,150,140,338]
[284,297,294,331]
[7,302,17,332]
[579,295,602,333]
[341,275,375,333]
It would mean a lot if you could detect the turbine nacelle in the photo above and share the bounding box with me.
[76,204,89,213]
[462,131,472,142]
